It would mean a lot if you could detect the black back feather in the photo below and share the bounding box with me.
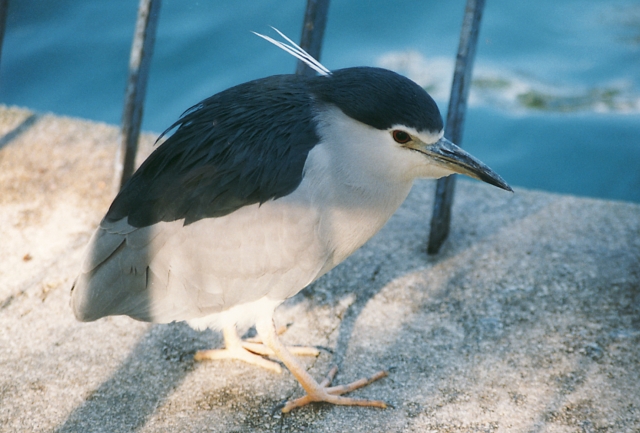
[105,67,443,228]
[106,75,320,227]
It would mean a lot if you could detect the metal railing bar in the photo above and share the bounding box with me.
[296,0,331,76]
[114,0,161,192]
[427,0,486,255]
[0,0,8,77]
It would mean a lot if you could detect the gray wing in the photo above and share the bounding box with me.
[71,196,330,323]
[71,75,328,323]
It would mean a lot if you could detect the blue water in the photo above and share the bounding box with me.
[2,0,639,202]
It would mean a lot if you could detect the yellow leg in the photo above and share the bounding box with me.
[195,326,283,373]
[194,324,320,374]
[242,324,321,357]
[255,317,388,413]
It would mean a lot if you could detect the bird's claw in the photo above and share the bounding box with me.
[280,366,389,413]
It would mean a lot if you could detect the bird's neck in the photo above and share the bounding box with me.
[300,130,414,274]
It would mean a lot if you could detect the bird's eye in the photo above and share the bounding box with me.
[392,130,411,144]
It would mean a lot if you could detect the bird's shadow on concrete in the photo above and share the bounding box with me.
[54,322,211,433]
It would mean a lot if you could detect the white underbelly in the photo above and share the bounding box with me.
[187,295,282,331]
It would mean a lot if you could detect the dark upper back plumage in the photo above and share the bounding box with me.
[105,67,443,227]
[106,75,320,227]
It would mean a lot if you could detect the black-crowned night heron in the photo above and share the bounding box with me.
[71,31,511,412]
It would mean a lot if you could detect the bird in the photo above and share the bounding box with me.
[71,29,512,413]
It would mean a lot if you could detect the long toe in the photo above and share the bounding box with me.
[282,388,388,413]
[256,318,389,413]
[242,341,320,357]
[325,370,389,396]
[281,368,389,413]
[194,346,283,374]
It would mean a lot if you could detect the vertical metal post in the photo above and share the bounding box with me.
[114,0,161,191]
[427,0,486,255]
[0,0,9,74]
[296,0,330,76]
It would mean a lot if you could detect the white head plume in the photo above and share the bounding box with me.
[253,27,331,76]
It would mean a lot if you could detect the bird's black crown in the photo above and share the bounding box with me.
[309,67,443,133]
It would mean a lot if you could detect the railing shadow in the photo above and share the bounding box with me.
[0,112,38,150]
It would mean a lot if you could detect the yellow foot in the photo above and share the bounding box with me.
[242,325,321,358]
[281,366,389,413]
[194,345,283,373]
[194,325,320,374]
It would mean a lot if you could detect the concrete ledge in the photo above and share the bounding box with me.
[1,105,639,432]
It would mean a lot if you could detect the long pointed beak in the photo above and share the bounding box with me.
[420,137,513,192]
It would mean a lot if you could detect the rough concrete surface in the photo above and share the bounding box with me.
[0,105,639,432]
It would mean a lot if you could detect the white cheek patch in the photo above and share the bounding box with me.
[388,125,443,145]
